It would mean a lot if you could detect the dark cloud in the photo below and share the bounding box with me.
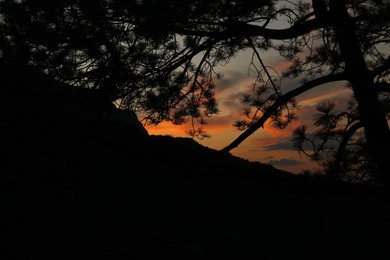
[262,139,295,151]
[221,99,242,111]
[266,158,302,166]
[262,135,320,152]
[215,71,248,91]
[261,131,343,153]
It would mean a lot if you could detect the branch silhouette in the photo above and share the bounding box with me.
[328,121,364,181]
[220,73,346,153]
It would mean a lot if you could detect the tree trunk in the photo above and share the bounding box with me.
[329,0,390,185]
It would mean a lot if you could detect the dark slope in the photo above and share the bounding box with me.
[2,63,389,259]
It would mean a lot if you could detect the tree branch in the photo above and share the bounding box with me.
[328,121,363,181]
[246,37,280,95]
[220,73,346,153]
[371,57,390,77]
[176,18,324,40]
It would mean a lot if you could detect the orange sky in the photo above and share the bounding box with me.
[143,50,354,174]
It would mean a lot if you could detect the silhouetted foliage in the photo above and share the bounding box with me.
[291,100,375,183]
[1,0,389,184]
[161,0,390,185]
[0,0,225,129]
[207,0,390,185]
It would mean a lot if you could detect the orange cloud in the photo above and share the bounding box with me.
[298,87,352,108]
[273,59,294,72]
[145,121,189,137]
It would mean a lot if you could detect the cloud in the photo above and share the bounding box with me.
[214,70,248,90]
[262,139,295,151]
[297,85,352,108]
[265,158,302,166]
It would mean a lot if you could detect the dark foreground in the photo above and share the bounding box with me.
[3,130,389,260]
[2,64,389,259]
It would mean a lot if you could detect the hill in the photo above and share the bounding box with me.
[1,62,389,259]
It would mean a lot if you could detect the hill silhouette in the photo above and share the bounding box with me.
[1,62,389,259]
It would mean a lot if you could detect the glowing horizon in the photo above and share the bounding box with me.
[142,59,353,174]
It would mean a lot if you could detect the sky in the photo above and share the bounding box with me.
[143,47,355,174]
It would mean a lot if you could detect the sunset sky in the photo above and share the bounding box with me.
[144,48,354,174]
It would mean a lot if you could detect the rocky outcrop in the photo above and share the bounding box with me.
[105,106,149,137]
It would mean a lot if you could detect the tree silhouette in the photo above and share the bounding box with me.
[1,0,389,184]
[0,0,223,128]
[169,0,390,184]
[291,100,374,183]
